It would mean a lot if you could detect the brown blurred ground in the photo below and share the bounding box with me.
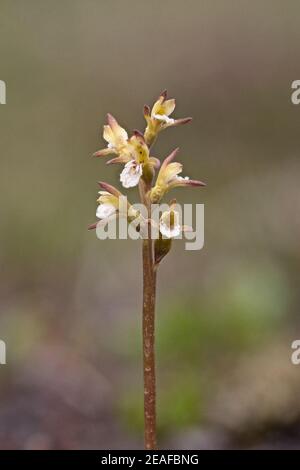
[0,0,300,449]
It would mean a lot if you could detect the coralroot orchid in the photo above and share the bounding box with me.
[144,90,192,146]
[89,91,205,449]
[149,147,205,203]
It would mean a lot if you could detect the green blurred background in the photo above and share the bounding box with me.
[0,0,300,449]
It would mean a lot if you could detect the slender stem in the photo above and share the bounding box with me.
[142,236,157,449]
[139,175,157,450]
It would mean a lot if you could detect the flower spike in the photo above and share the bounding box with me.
[90,91,206,450]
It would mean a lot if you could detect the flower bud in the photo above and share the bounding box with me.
[154,235,172,266]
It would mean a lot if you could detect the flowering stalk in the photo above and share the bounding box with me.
[90,91,205,449]
[142,233,157,449]
[139,172,157,449]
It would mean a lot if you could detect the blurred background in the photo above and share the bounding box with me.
[0,0,300,449]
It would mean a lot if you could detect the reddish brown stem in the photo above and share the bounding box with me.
[139,173,157,449]
[142,236,157,449]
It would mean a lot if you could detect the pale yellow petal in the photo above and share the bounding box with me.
[106,114,128,146]
[162,99,176,116]
[103,125,114,144]
[159,162,182,185]
[115,124,128,142]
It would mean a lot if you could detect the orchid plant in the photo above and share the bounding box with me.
[90,91,205,449]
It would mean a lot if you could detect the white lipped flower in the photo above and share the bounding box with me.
[150,92,176,125]
[95,128,158,190]
[89,183,141,230]
[159,209,181,239]
[144,90,192,146]
[96,190,119,220]
[120,160,143,188]
[93,114,130,159]
[149,148,206,203]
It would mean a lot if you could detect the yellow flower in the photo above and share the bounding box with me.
[93,113,130,159]
[88,182,138,230]
[144,90,192,146]
[151,91,176,125]
[96,191,120,219]
[117,133,160,188]
[149,148,206,203]
[94,118,159,188]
